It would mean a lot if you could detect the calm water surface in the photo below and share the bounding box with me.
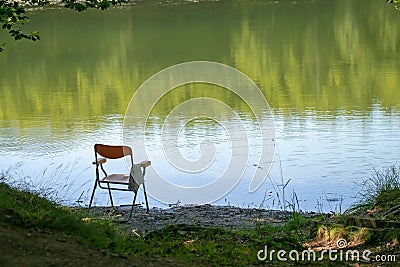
[1,0,400,212]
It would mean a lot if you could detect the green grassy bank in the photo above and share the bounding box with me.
[1,165,400,266]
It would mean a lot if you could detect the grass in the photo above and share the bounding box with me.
[135,223,305,264]
[0,178,313,265]
[0,182,131,250]
[2,164,400,265]
[349,164,400,214]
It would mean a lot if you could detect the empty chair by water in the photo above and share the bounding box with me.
[89,144,150,222]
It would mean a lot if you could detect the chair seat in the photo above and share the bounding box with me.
[101,174,129,184]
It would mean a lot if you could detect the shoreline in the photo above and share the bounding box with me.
[2,180,400,265]
[91,204,320,234]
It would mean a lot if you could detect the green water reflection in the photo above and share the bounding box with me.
[1,0,399,125]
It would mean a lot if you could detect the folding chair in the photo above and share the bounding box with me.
[88,144,150,222]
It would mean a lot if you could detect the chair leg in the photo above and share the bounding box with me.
[125,192,138,222]
[143,183,150,213]
[107,183,114,208]
[88,181,98,211]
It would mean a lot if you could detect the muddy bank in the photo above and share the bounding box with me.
[92,204,318,234]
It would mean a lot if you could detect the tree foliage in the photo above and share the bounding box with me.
[0,0,127,52]
[0,0,47,52]
[387,0,400,10]
[62,0,127,12]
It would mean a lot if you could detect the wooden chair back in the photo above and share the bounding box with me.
[94,144,132,159]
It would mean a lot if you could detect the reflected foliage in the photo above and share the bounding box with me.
[0,0,399,131]
[233,0,400,114]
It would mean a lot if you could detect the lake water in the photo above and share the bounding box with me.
[1,0,399,212]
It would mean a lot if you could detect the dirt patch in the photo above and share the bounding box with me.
[93,204,305,234]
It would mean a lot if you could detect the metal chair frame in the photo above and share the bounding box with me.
[88,144,150,222]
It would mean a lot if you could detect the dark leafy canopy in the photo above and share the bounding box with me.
[387,0,400,10]
[0,0,398,53]
[63,0,127,12]
[0,0,127,52]
[0,0,47,52]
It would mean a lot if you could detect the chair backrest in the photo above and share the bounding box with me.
[94,144,132,159]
